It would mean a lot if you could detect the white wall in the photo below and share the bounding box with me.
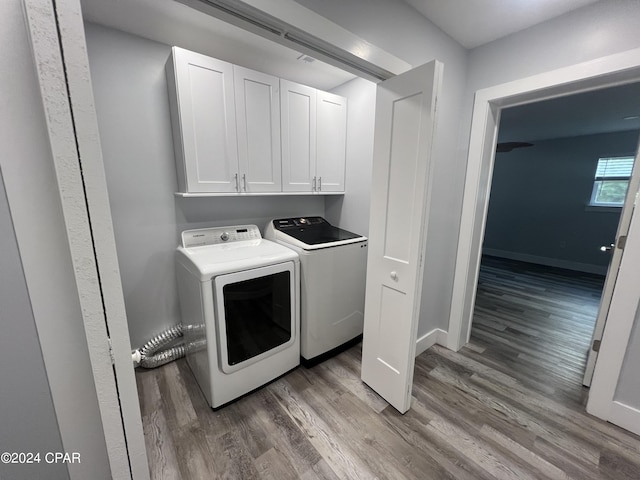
[0,0,111,476]
[85,23,181,349]
[483,130,639,274]
[0,172,68,480]
[85,23,325,348]
[467,0,640,92]
[295,0,470,336]
[325,77,377,238]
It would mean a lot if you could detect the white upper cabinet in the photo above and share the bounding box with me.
[166,47,239,193]
[281,80,347,193]
[233,66,282,193]
[280,80,317,192]
[316,90,347,192]
[167,46,347,195]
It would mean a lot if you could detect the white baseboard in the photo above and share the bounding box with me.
[608,400,640,436]
[482,248,607,275]
[416,328,448,356]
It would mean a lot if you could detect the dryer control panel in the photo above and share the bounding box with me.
[181,225,261,248]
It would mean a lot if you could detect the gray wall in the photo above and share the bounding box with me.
[85,23,325,348]
[483,131,639,274]
[0,172,68,480]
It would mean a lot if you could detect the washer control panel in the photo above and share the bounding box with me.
[273,217,326,230]
[181,225,261,248]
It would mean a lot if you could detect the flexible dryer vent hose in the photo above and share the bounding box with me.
[133,324,186,369]
[139,344,186,369]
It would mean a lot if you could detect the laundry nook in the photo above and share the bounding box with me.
[5,0,640,479]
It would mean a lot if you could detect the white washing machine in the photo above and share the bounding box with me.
[175,225,300,408]
[265,217,367,365]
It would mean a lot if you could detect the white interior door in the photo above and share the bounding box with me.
[361,60,443,414]
[587,171,640,434]
[583,148,640,386]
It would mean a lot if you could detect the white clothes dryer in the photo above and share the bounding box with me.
[176,225,299,408]
[265,217,367,365]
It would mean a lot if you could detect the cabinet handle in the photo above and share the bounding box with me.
[234,173,239,191]
[242,174,247,192]
[318,176,322,191]
[312,176,316,191]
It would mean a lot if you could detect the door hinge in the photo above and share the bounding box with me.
[617,235,627,250]
[592,339,601,353]
[107,338,115,365]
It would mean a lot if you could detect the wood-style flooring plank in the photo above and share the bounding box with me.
[270,378,377,480]
[136,256,640,479]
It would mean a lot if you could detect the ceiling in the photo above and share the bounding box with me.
[498,82,640,143]
[80,0,357,91]
[80,0,605,87]
[402,0,600,49]
[81,0,639,142]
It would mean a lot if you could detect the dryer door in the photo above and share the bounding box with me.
[214,262,296,373]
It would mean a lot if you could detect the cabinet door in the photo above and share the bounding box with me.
[168,47,239,193]
[280,80,316,192]
[234,66,282,193]
[316,91,347,192]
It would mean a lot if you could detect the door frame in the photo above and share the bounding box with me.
[23,0,149,478]
[448,46,640,353]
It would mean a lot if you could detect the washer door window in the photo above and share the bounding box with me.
[214,262,296,373]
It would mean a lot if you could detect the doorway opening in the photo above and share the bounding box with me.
[449,50,640,353]
[448,52,640,431]
[469,83,640,394]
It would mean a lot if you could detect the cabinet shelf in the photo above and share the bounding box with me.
[174,191,345,198]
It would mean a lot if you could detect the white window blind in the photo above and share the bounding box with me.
[595,157,635,179]
[590,156,635,207]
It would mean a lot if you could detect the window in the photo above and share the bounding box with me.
[589,156,635,207]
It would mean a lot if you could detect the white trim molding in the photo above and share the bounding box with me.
[482,248,608,276]
[416,328,448,356]
[608,401,640,437]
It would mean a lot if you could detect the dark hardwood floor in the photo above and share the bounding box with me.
[136,257,640,479]
[472,255,606,405]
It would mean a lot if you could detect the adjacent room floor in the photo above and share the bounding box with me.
[136,257,640,479]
